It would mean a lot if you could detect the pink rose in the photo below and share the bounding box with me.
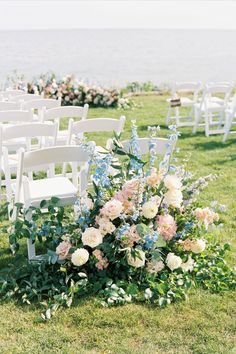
[157,214,177,241]
[56,241,72,260]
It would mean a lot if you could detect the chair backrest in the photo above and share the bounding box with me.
[201,84,232,107]
[0,101,20,110]
[0,89,25,100]
[174,82,201,93]
[12,93,42,103]
[67,116,126,144]
[0,110,33,123]
[20,145,92,171]
[43,104,89,123]
[0,122,58,167]
[21,98,61,111]
[120,137,171,156]
[0,122,58,148]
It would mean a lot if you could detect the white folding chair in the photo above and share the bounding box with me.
[22,98,61,121]
[13,144,94,260]
[166,82,201,127]
[0,101,20,111]
[223,95,236,142]
[42,105,89,145]
[193,84,232,136]
[67,116,126,151]
[0,122,58,203]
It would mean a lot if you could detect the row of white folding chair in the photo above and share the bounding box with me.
[0,104,88,144]
[1,115,126,204]
[166,82,234,137]
[193,84,233,136]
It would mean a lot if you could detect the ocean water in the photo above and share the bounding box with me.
[0,29,236,87]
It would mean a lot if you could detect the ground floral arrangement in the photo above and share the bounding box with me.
[1,124,235,320]
[6,72,133,109]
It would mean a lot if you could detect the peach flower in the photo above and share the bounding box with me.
[157,214,177,241]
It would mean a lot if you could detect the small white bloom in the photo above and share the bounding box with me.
[147,259,165,274]
[166,252,182,271]
[142,201,158,219]
[181,256,195,272]
[98,218,116,236]
[127,250,146,268]
[163,189,183,208]
[191,239,206,254]
[82,227,103,248]
[164,175,182,190]
[71,248,89,266]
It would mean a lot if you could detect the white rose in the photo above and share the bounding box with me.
[142,201,158,219]
[163,189,183,208]
[82,227,103,248]
[71,248,89,266]
[164,175,182,190]
[190,239,206,254]
[147,259,165,274]
[98,218,116,236]
[166,252,182,271]
[181,256,195,272]
[127,250,146,268]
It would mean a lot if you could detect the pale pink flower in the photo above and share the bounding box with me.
[56,241,72,260]
[100,199,123,220]
[157,214,177,241]
[123,179,139,196]
[120,225,140,248]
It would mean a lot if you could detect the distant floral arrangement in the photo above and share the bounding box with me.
[2,124,235,320]
[6,71,133,109]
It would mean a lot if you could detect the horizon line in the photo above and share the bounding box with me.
[0,27,236,31]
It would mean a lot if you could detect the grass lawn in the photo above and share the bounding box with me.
[0,95,235,354]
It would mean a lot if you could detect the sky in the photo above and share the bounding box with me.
[0,0,236,30]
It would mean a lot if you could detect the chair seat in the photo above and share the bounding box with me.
[195,101,225,113]
[20,177,77,205]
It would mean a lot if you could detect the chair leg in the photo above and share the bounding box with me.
[193,109,200,134]
[25,208,36,260]
[205,112,210,137]
[166,106,171,125]
[223,114,232,142]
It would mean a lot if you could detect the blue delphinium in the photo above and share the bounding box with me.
[129,120,143,173]
[92,153,113,189]
[147,125,160,172]
[143,231,158,250]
